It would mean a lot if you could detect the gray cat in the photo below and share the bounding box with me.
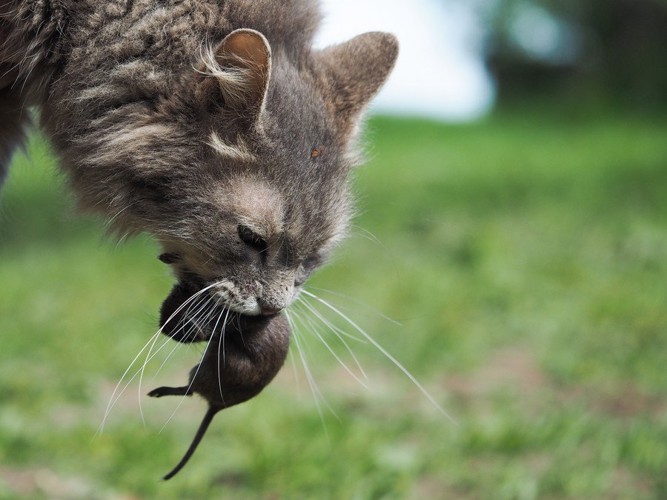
[0,0,397,342]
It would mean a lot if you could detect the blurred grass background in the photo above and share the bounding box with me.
[1,103,666,498]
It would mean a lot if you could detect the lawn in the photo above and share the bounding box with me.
[1,106,666,498]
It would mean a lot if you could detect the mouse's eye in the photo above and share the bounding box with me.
[237,225,268,253]
[310,146,325,159]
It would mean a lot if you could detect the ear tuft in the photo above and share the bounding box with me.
[317,32,399,133]
[196,29,272,123]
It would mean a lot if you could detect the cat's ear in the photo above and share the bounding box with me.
[316,32,398,133]
[196,29,272,124]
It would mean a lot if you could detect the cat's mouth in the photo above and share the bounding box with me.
[159,281,269,343]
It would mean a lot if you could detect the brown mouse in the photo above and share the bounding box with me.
[149,313,291,480]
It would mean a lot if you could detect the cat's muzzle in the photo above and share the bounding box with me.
[159,281,271,343]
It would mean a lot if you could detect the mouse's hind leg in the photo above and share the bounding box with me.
[148,386,194,398]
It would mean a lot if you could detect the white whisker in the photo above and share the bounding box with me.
[187,295,217,339]
[217,320,225,401]
[286,343,302,395]
[99,283,218,432]
[158,285,234,430]
[160,333,215,433]
[137,293,216,419]
[160,282,220,332]
[292,303,368,389]
[148,294,213,377]
[295,298,368,380]
[97,327,163,435]
[286,311,338,428]
[216,308,231,400]
[296,293,366,345]
[306,286,402,326]
[351,224,386,248]
[136,325,164,427]
[300,290,455,424]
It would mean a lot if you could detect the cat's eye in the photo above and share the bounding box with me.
[237,225,268,253]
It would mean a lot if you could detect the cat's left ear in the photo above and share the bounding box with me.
[196,29,272,125]
[316,32,399,133]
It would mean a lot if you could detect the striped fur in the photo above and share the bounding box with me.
[0,0,398,318]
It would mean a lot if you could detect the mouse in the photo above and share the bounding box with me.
[148,313,291,480]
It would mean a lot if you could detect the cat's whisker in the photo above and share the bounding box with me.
[157,283,222,345]
[286,310,339,425]
[285,312,325,421]
[142,325,179,386]
[295,298,368,380]
[306,286,402,326]
[215,308,232,400]
[142,293,213,383]
[295,293,365,344]
[185,294,216,340]
[160,296,230,432]
[300,290,456,424]
[351,224,386,248]
[136,323,166,427]
[292,303,368,389]
[108,289,212,416]
[110,323,190,429]
[151,294,210,365]
[98,326,164,434]
[160,332,217,433]
[100,284,218,432]
[216,309,232,401]
[148,295,213,380]
[188,293,231,403]
[286,340,302,395]
[160,282,221,331]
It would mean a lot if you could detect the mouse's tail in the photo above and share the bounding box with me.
[162,406,218,481]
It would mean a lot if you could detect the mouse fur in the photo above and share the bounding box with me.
[149,313,291,480]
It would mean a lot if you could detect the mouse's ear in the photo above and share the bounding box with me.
[195,29,272,126]
[315,32,398,135]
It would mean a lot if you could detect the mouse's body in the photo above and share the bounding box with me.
[149,313,291,480]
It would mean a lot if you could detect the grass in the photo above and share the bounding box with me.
[1,106,666,498]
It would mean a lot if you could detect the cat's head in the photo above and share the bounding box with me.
[71,30,398,340]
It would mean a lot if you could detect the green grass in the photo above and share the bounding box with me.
[1,107,666,498]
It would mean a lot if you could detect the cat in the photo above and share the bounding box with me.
[0,0,398,342]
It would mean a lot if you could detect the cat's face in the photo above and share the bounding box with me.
[159,174,345,318]
[154,92,354,339]
[75,29,397,341]
[157,138,352,321]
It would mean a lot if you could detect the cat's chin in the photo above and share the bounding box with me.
[159,281,272,343]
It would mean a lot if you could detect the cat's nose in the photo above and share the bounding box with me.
[260,305,282,316]
[257,299,282,316]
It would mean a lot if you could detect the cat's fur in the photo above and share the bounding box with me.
[0,0,398,339]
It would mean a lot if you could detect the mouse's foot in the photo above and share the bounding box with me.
[148,385,193,398]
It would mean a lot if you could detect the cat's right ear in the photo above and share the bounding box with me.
[195,29,272,126]
[316,32,399,135]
